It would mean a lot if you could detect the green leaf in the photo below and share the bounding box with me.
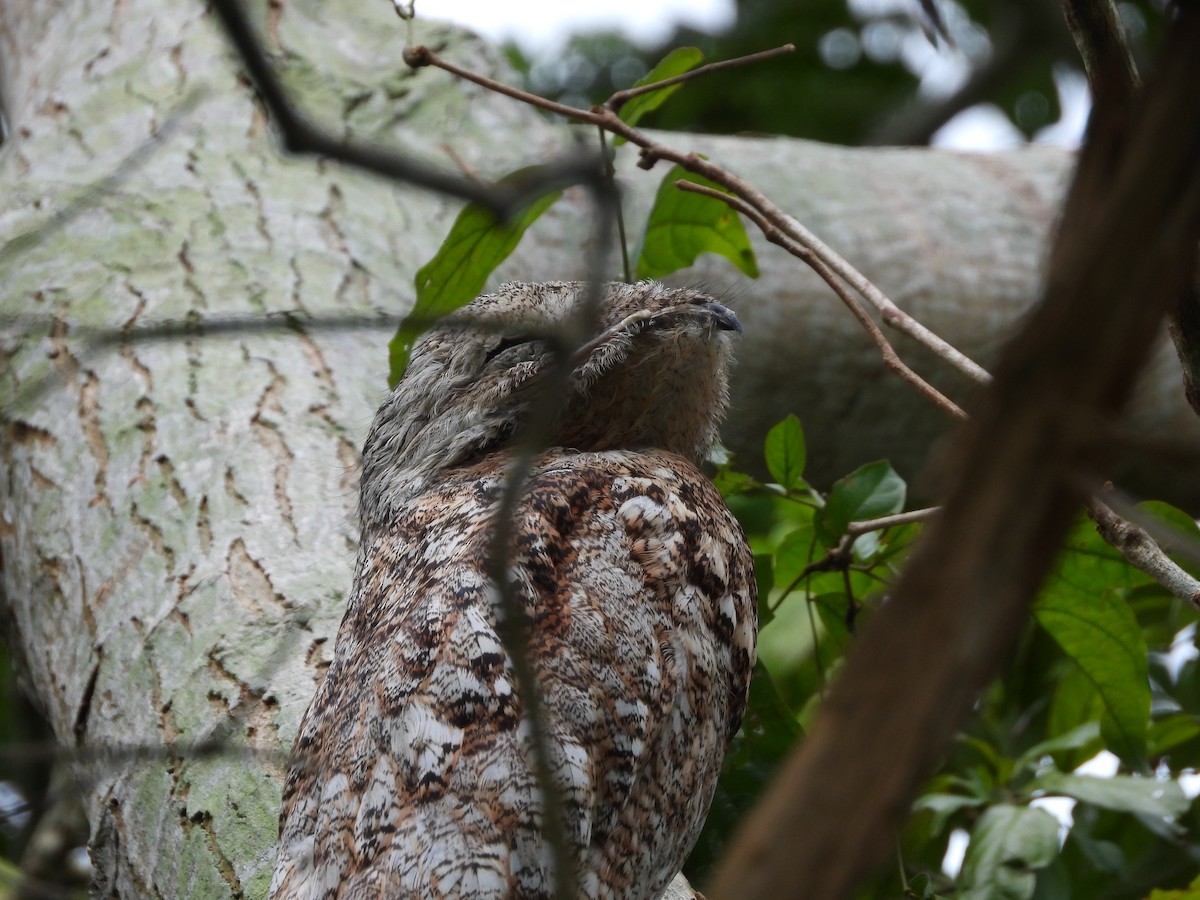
[959,804,1060,900]
[635,165,759,281]
[1014,722,1101,773]
[773,523,817,593]
[811,592,852,654]
[1034,532,1151,764]
[753,553,775,628]
[616,47,705,135]
[387,174,562,385]
[764,414,806,491]
[1028,771,1187,836]
[814,460,906,548]
[710,444,760,499]
[1148,714,1200,756]
[1146,871,1200,900]
[913,791,989,836]
[713,466,758,499]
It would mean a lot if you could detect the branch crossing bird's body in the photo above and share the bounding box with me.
[271,282,758,899]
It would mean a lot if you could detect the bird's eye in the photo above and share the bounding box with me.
[483,336,535,364]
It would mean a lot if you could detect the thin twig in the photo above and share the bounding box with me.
[604,44,795,113]
[847,507,940,537]
[598,128,633,282]
[482,189,618,900]
[209,0,600,220]
[407,44,993,388]
[404,45,613,127]
[1087,496,1200,609]
[676,181,967,420]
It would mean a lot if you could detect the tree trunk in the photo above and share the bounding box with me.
[0,0,1191,897]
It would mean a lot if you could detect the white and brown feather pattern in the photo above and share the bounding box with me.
[271,282,758,899]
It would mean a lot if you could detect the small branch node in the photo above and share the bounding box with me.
[403,45,431,68]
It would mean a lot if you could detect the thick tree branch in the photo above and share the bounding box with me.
[1060,0,1140,96]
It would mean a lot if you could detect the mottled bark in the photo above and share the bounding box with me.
[0,0,1192,898]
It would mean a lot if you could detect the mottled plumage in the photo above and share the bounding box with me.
[271,282,758,899]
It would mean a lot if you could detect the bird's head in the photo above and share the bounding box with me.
[360,281,742,522]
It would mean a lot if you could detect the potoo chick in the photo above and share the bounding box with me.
[270,281,758,899]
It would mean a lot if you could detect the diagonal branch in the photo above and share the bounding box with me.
[707,8,1200,897]
[208,0,602,220]
[406,45,993,388]
[604,44,795,113]
[675,180,967,420]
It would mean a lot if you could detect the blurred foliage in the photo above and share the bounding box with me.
[506,0,1168,145]
[686,416,1200,897]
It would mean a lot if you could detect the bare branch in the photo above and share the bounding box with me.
[403,44,995,392]
[208,0,604,220]
[604,44,795,113]
[403,45,613,129]
[675,181,969,420]
[1087,496,1200,609]
[1060,0,1140,96]
[846,507,940,537]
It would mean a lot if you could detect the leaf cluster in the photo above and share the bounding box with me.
[695,418,1200,898]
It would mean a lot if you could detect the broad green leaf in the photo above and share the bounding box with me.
[1028,771,1187,836]
[713,465,758,499]
[388,175,562,384]
[814,460,906,548]
[773,523,817,593]
[616,47,705,134]
[1014,722,1101,773]
[1148,714,1200,756]
[811,592,852,654]
[1138,500,1200,545]
[635,165,759,281]
[1035,532,1151,763]
[1046,665,1105,770]
[913,791,989,836]
[959,804,1060,900]
[753,553,775,628]
[764,414,807,491]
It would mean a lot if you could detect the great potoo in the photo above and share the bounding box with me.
[270,281,758,899]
